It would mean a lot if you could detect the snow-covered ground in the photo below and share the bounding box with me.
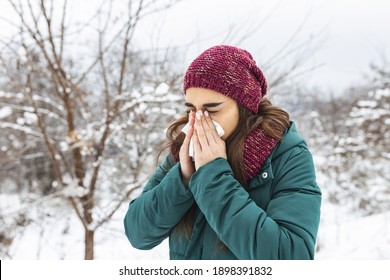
[114,202,390,260]
[2,192,389,260]
[316,205,390,259]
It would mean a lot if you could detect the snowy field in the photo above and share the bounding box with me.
[316,205,390,259]
[1,191,389,260]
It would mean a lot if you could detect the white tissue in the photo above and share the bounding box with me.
[181,120,225,159]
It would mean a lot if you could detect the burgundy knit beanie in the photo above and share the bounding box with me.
[183,45,267,113]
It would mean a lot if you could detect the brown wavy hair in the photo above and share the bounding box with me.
[161,98,290,240]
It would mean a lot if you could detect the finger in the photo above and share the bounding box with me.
[195,110,209,147]
[203,110,219,143]
[181,111,194,155]
[193,125,202,153]
[199,111,214,144]
[188,113,196,148]
[183,111,192,140]
[186,110,195,139]
[189,110,196,127]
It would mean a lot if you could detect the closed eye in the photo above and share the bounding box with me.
[184,102,223,112]
[186,110,218,114]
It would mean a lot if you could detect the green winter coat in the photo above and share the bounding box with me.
[124,122,321,259]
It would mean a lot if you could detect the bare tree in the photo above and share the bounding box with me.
[0,0,328,259]
[295,62,390,215]
[0,0,183,259]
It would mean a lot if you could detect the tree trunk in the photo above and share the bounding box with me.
[83,194,94,260]
[84,228,94,260]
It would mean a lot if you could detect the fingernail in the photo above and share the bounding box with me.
[204,111,209,117]
[196,110,202,120]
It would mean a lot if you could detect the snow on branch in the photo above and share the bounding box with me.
[118,91,182,115]
[0,91,66,113]
[0,121,44,138]
[0,106,13,119]
[0,101,66,124]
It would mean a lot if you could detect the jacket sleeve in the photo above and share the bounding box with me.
[188,150,321,260]
[124,154,194,249]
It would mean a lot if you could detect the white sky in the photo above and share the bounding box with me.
[142,0,390,93]
[1,0,389,93]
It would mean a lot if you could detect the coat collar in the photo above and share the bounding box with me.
[247,121,306,190]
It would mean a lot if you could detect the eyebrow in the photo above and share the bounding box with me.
[184,102,224,108]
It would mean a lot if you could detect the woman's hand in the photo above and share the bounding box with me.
[179,110,196,186]
[193,110,227,170]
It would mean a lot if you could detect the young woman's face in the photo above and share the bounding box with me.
[185,88,239,140]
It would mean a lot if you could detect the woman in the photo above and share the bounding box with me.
[124,45,321,260]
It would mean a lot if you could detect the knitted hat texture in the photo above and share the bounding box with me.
[183,45,267,113]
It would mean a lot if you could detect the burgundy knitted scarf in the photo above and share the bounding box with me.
[242,127,278,180]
